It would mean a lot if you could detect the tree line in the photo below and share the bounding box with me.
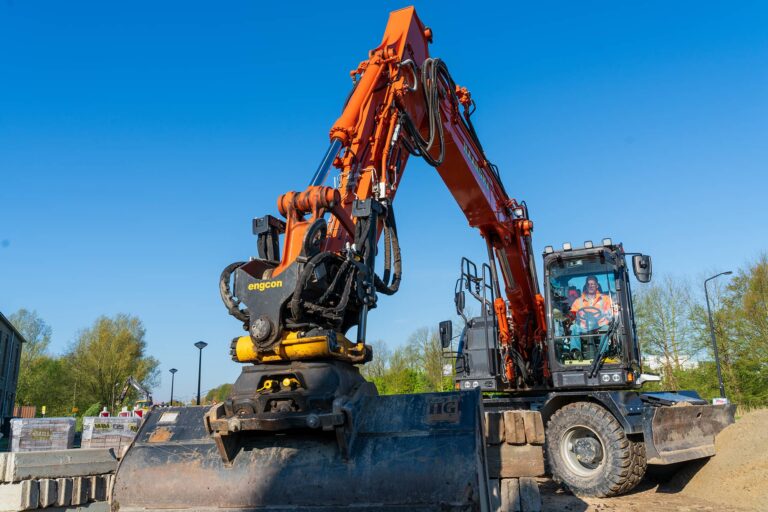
[10,311,159,417]
[635,255,767,407]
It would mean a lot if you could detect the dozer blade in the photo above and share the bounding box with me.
[112,391,491,511]
[642,398,736,465]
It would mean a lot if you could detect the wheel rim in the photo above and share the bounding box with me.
[560,424,605,477]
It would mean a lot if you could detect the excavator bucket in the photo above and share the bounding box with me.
[641,395,736,465]
[111,390,491,511]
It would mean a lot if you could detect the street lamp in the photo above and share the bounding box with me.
[194,341,208,405]
[704,271,733,399]
[169,368,178,406]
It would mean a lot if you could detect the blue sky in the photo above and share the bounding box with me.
[1,1,766,403]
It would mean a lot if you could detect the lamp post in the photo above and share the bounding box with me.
[169,368,178,406]
[194,341,208,405]
[704,271,732,399]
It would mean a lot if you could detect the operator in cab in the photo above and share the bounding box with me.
[570,275,613,329]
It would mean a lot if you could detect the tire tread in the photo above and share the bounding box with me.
[545,401,647,497]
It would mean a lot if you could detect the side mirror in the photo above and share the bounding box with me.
[454,291,465,314]
[632,254,653,283]
[439,320,453,349]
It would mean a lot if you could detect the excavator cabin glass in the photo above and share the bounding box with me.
[547,255,624,369]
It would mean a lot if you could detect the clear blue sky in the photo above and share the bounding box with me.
[1,1,766,403]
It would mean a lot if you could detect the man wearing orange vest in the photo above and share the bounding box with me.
[570,275,614,330]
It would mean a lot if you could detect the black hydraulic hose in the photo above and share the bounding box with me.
[289,251,336,321]
[399,57,508,200]
[398,58,448,168]
[220,261,249,323]
[375,206,401,295]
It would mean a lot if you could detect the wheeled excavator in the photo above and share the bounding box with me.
[112,6,735,510]
[117,376,153,417]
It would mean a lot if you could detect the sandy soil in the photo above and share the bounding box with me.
[539,409,768,511]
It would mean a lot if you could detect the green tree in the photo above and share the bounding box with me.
[410,327,446,392]
[729,255,768,366]
[67,314,159,412]
[363,326,451,395]
[9,309,51,360]
[9,309,54,406]
[205,383,233,404]
[634,276,699,388]
[360,339,391,392]
[695,255,768,406]
[379,344,426,395]
[19,357,74,415]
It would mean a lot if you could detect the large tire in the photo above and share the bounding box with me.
[546,401,647,497]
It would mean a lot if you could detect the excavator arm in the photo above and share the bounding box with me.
[118,376,152,405]
[222,6,546,385]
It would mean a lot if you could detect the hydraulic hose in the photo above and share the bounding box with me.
[374,205,401,295]
[220,261,249,323]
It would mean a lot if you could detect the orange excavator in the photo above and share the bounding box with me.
[112,7,733,509]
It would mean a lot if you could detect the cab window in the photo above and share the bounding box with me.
[547,258,620,367]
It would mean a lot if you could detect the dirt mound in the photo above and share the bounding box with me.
[670,408,768,510]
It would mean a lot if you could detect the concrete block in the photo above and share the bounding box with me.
[486,444,545,478]
[39,478,58,508]
[519,477,541,512]
[106,474,114,501]
[3,449,117,482]
[72,476,91,506]
[56,477,73,507]
[0,453,8,482]
[90,475,108,501]
[503,411,526,445]
[500,478,521,512]
[0,480,40,511]
[522,411,545,445]
[484,411,505,444]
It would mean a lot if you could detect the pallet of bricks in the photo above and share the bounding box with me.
[81,416,141,458]
[9,418,75,453]
[0,447,117,511]
[485,410,544,512]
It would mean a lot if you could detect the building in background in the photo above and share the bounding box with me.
[642,354,700,371]
[0,311,25,433]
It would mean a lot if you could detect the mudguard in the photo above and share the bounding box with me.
[111,391,490,511]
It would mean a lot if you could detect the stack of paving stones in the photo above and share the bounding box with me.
[0,449,117,511]
[484,410,544,512]
[81,417,140,458]
[10,419,76,453]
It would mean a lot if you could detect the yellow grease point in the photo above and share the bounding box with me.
[282,378,292,388]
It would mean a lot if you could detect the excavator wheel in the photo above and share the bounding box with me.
[545,401,647,497]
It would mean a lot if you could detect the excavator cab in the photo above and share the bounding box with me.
[450,240,653,392]
[543,240,649,390]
